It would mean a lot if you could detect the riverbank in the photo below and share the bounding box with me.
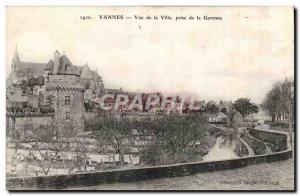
[7,127,292,190]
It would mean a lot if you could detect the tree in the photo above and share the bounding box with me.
[262,78,294,148]
[220,107,227,114]
[262,78,294,123]
[233,98,259,119]
[262,84,282,122]
[93,118,132,164]
[25,121,81,176]
[205,102,219,113]
[27,123,63,176]
[279,79,294,123]
[281,79,294,148]
[68,137,89,174]
[144,113,209,165]
[227,108,243,138]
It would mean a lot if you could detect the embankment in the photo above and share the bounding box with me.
[7,128,292,190]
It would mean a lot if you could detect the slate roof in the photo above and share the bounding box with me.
[16,62,51,75]
[91,70,102,81]
[80,65,94,79]
[56,55,81,76]
[14,54,102,78]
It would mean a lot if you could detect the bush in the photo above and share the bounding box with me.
[240,134,266,155]
[139,113,214,165]
[140,144,174,166]
[269,122,289,130]
[207,126,223,136]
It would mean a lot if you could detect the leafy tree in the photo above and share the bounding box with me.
[262,78,294,148]
[262,78,294,123]
[143,113,209,165]
[84,101,93,112]
[90,113,214,166]
[279,79,294,122]
[233,98,259,119]
[206,102,219,113]
[261,83,282,122]
[220,107,227,114]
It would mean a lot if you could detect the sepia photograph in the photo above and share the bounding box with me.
[5,6,295,191]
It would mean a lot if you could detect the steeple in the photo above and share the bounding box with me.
[12,46,20,62]
[11,46,20,72]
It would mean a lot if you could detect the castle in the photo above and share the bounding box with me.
[7,49,105,135]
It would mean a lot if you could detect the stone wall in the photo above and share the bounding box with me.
[7,116,54,139]
[6,128,292,190]
[83,112,99,122]
[6,150,292,190]
[83,111,121,126]
[248,128,288,152]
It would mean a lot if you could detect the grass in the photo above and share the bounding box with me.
[240,134,266,155]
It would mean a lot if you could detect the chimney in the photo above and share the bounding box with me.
[53,50,60,75]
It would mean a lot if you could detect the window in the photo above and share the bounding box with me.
[65,96,71,105]
[46,96,52,104]
[65,64,71,73]
[66,112,71,120]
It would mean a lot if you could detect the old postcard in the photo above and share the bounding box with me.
[6,6,294,191]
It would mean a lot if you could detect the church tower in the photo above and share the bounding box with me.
[11,46,20,73]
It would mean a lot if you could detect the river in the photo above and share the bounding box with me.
[203,137,238,161]
[64,135,294,190]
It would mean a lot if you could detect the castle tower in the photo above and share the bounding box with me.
[44,51,85,135]
[53,50,60,75]
[45,75,85,135]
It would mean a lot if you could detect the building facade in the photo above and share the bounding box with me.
[7,49,105,135]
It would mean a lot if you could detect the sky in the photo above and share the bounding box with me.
[6,6,294,104]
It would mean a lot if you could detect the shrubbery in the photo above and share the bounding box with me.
[139,113,217,165]
[269,122,289,130]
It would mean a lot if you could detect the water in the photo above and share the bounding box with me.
[203,137,238,161]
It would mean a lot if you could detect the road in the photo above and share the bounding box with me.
[67,158,294,190]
